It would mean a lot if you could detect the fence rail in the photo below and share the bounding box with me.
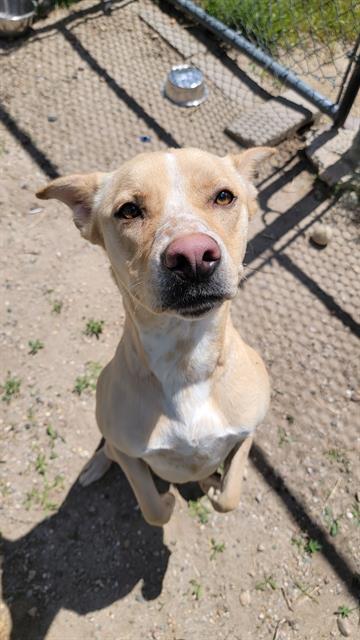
[169,0,360,126]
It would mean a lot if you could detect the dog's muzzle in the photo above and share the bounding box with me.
[159,233,231,317]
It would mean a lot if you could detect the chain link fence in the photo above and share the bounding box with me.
[169,0,360,124]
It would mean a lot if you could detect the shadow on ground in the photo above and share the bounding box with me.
[1,466,170,640]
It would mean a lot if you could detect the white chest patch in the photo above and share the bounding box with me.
[141,384,251,483]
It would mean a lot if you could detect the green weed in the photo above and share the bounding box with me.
[292,535,322,556]
[188,499,210,524]
[84,319,104,339]
[52,299,63,314]
[255,575,277,591]
[35,453,47,476]
[210,538,225,560]
[73,361,102,395]
[24,476,64,512]
[304,538,322,555]
[323,506,341,537]
[1,373,21,404]
[326,448,350,473]
[336,604,359,618]
[28,339,44,355]
[46,424,58,442]
[351,502,360,526]
[189,579,203,600]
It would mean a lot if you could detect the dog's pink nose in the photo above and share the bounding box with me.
[163,233,221,281]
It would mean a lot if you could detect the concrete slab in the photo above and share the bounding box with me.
[225,93,315,146]
[305,126,358,186]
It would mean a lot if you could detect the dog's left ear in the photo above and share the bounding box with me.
[36,172,106,245]
[230,146,276,181]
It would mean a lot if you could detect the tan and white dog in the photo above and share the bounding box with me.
[37,147,274,526]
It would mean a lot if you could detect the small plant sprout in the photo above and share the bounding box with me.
[73,361,102,395]
[24,475,65,512]
[52,299,63,314]
[304,538,322,555]
[351,502,360,526]
[210,538,225,560]
[323,506,341,537]
[336,604,359,618]
[326,448,350,473]
[46,424,58,442]
[84,319,104,339]
[188,499,210,524]
[255,575,277,591]
[46,424,61,459]
[1,373,21,404]
[28,339,44,355]
[189,579,203,600]
[35,453,47,476]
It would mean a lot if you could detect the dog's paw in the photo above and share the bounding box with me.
[207,487,237,513]
[145,492,175,527]
[79,448,112,487]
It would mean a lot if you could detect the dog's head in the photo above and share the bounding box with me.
[37,147,274,318]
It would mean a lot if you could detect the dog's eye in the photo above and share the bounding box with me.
[214,190,234,206]
[114,202,142,220]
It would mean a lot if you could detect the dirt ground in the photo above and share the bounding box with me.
[0,1,359,639]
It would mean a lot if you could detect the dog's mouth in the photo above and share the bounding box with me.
[159,276,232,318]
[174,295,224,318]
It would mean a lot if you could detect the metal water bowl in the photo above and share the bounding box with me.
[0,0,35,37]
[164,65,208,107]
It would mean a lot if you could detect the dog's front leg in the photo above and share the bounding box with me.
[105,442,175,527]
[207,435,253,513]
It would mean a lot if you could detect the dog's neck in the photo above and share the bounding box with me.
[119,290,230,389]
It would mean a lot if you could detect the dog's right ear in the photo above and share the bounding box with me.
[36,172,106,245]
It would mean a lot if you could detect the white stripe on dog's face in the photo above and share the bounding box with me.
[152,153,220,259]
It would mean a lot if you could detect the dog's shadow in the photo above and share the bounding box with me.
[1,465,171,640]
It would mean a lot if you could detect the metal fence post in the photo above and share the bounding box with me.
[333,57,360,128]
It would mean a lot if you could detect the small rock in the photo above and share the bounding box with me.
[337,616,352,636]
[310,223,333,247]
[239,590,251,606]
[257,543,265,552]
[47,114,57,123]
[355,491,360,503]
[288,619,300,631]
[29,207,43,214]
[28,570,36,581]
[28,607,37,618]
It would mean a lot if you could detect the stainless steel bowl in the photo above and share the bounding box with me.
[164,65,208,107]
[0,0,35,37]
